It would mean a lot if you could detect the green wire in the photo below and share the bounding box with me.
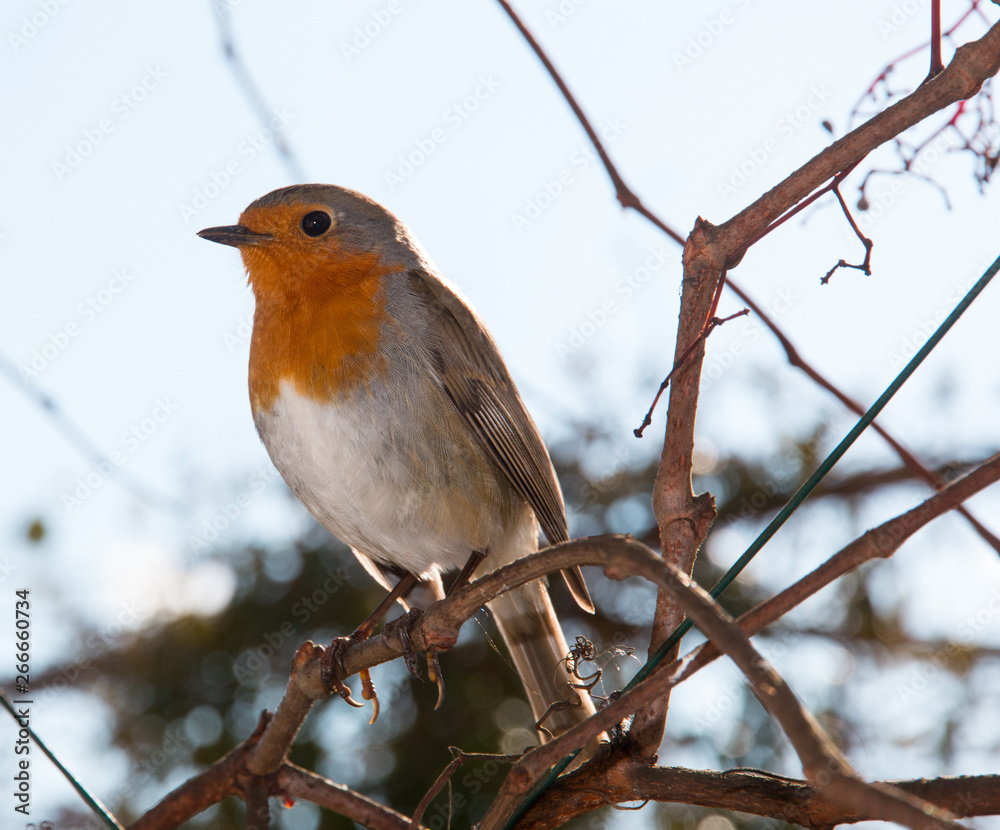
[503,252,1000,829]
[2,685,126,828]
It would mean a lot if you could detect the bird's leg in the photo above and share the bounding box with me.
[447,549,487,595]
[378,550,487,710]
[321,571,419,723]
[356,571,421,641]
[425,549,487,708]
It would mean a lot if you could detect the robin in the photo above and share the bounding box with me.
[198,184,596,740]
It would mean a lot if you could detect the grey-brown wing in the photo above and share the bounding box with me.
[406,270,593,613]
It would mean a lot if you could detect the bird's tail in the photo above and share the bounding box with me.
[490,579,597,741]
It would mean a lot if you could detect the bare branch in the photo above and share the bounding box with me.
[519,766,1000,829]
[279,764,422,830]
[128,720,423,830]
[713,20,1000,267]
[243,779,270,830]
[470,538,964,830]
[635,768,998,825]
[124,454,1000,829]
[127,738,246,830]
[245,642,327,776]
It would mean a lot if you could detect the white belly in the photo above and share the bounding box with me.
[253,380,533,578]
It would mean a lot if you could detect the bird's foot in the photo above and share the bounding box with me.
[321,634,380,724]
[381,608,448,708]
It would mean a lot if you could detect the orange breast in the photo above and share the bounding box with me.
[244,239,391,413]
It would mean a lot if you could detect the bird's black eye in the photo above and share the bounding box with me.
[301,211,332,237]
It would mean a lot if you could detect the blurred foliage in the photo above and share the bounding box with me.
[20,424,1000,829]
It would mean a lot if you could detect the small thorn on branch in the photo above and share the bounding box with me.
[712,309,751,326]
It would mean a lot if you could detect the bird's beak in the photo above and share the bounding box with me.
[197,224,272,248]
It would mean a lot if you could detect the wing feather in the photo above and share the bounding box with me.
[404,270,594,613]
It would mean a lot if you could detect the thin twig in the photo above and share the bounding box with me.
[209,0,307,182]
[821,185,874,284]
[128,738,249,830]
[633,272,747,436]
[494,0,683,244]
[472,538,966,830]
[0,353,184,515]
[930,0,945,80]
[410,750,521,830]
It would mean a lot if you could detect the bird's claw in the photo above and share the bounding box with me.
[382,609,447,707]
[383,608,425,680]
[321,635,380,721]
[427,651,446,709]
[360,668,380,724]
